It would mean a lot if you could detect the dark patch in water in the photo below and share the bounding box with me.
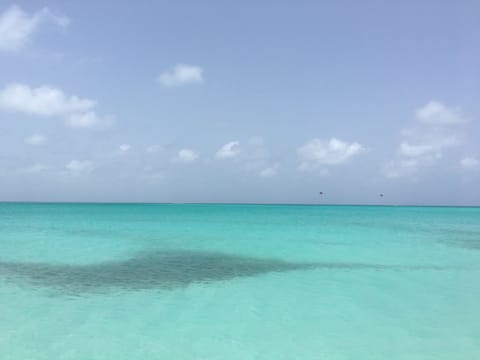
[441,239,480,250]
[0,250,458,295]
[435,229,480,250]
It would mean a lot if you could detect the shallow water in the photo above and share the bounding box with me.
[1,203,479,359]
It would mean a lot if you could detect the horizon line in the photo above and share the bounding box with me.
[0,201,479,208]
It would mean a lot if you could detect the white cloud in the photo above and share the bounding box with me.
[0,83,113,129]
[119,144,131,152]
[397,134,459,159]
[66,160,94,174]
[66,112,114,128]
[398,142,433,157]
[0,5,69,52]
[298,138,365,171]
[175,148,199,163]
[157,64,203,87]
[215,141,240,159]
[214,136,277,175]
[0,83,94,116]
[460,157,479,171]
[24,133,47,146]
[259,164,279,177]
[384,101,468,178]
[385,135,460,178]
[416,101,467,126]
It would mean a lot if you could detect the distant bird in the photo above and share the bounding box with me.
[379,193,384,197]
[319,191,324,195]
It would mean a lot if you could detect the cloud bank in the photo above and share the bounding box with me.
[384,101,467,178]
[0,5,69,52]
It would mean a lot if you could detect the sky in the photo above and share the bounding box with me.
[0,0,479,204]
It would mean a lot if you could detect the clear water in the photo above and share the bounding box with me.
[1,203,479,359]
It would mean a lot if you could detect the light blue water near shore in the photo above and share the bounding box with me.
[0,203,479,359]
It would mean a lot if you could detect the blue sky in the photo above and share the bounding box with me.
[0,0,479,204]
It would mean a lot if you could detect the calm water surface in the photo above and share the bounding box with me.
[1,203,479,359]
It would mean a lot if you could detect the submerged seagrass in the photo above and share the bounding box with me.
[0,249,456,295]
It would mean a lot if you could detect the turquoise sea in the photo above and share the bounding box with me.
[0,203,479,359]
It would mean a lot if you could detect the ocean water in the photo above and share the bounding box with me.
[0,203,479,359]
